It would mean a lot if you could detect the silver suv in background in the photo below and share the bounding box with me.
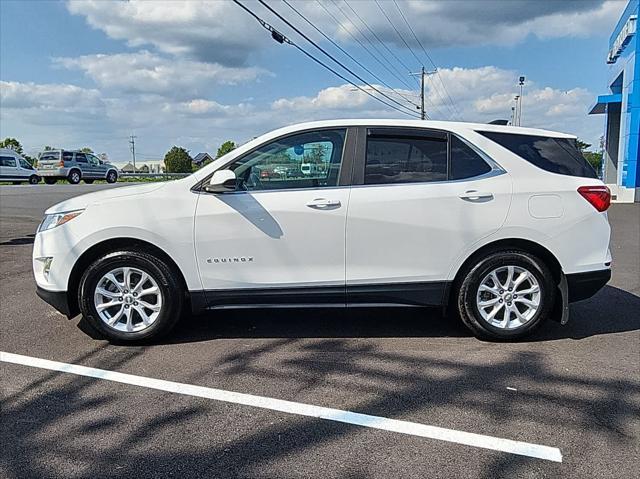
[0,148,40,184]
[38,150,119,184]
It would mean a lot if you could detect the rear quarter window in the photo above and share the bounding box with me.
[478,131,597,179]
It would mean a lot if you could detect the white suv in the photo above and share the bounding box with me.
[33,120,612,342]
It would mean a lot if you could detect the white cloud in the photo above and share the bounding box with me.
[0,81,104,114]
[1,65,603,165]
[270,66,602,143]
[54,51,267,98]
[66,0,266,65]
[65,0,624,65]
[272,85,374,111]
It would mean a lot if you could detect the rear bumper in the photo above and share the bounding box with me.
[36,286,74,318]
[37,168,69,177]
[566,269,611,302]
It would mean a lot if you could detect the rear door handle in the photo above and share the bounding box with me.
[459,190,494,202]
[306,198,341,209]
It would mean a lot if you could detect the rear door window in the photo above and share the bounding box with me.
[478,131,597,178]
[62,152,74,162]
[75,153,88,163]
[0,156,17,167]
[365,129,448,185]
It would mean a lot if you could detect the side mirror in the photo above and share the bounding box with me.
[204,169,236,193]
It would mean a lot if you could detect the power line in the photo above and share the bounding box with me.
[371,0,448,119]
[316,0,415,92]
[232,0,420,118]
[342,0,419,89]
[329,0,416,91]
[391,0,462,120]
[255,0,421,117]
[281,0,419,109]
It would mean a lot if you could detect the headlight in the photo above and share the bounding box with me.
[37,210,84,233]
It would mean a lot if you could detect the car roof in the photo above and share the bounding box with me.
[266,119,576,139]
[0,148,23,156]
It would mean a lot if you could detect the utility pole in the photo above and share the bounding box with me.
[410,67,437,120]
[129,135,137,171]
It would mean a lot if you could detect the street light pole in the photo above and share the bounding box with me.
[518,76,525,126]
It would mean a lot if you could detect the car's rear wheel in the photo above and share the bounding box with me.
[78,250,184,342]
[456,250,555,340]
[44,177,57,185]
[29,175,40,184]
[67,169,81,184]
[84,179,94,184]
[106,170,118,183]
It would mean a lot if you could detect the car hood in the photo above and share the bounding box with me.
[45,183,167,214]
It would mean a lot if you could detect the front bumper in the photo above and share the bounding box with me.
[36,286,75,317]
[566,269,611,302]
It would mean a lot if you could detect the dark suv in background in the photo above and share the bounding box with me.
[37,150,119,184]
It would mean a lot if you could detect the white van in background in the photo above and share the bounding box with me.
[0,148,40,184]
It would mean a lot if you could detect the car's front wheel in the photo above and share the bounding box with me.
[78,250,184,342]
[456,250,555,340]
[106,170,118,183]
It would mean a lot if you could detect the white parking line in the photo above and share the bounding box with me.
[1,351,561,462]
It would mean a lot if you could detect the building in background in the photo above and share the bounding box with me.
[192,152,214,168]
[589,0,639,202]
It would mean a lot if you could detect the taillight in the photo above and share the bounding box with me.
[578,185,610,212]
[58,159,65,167]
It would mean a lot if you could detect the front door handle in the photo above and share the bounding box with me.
[459,190,494,202]
[306,198,341,209]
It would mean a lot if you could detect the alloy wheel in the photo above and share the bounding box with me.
[94,267,163,332]
[476,265,541,330]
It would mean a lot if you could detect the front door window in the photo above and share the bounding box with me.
[225,129,347,192]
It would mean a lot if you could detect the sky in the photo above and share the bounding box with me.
[0,0,628,165]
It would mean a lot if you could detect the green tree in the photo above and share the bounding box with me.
[164,146,192,173]
[216,140,237,159]
[584,151,603,172]
[0,138,23,155]
[576,139,591,152]
[80,147,94,154]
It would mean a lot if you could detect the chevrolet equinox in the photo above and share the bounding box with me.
[33,120,612,342]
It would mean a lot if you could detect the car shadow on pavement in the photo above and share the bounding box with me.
[3,331,639,478]
[0,233,35,246]
[162,285,639,345]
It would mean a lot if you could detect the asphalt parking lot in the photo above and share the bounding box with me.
[1,184,638,478]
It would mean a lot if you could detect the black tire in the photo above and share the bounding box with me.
[106,170,118,183]
[78,249,184,343]
[44,177,57,185]
[29,175,40,184]
[67,169,81,184]
[84,179,94,184]
[456,250,555,340]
